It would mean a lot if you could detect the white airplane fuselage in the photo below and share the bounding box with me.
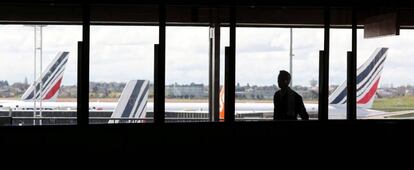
[0,100,384,119]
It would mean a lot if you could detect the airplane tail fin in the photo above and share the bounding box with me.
[21,51,69,102]
[329,47,388,108]
[110,80,150,123]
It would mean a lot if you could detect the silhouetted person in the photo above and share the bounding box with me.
[273,70,309,120]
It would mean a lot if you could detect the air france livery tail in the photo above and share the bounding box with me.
[21,52,69,102]
[110,80,150,123]
[329,47,388,108]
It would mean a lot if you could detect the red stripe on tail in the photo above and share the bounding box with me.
[357,78,380,104]
[44,78,62,100]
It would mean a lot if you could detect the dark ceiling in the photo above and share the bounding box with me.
[0,0,413,27]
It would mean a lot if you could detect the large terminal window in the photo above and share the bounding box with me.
[4,3,413,126]
[0,4,81,126]
[356,16,414,119]
[165,6,211,123]
[232,6,323,121]
[89,5,158,124]
[165,26,210,122]
[328,8,414,120]
[329,28,351,119]
[0,25,81,126]
[89,26,157,124]
[234,27,322,121]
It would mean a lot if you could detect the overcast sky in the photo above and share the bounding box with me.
[0,25,412,87]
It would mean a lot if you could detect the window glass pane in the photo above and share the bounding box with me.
[0,25,81,126]
[235,27,322,121]
[165,26,210,123]
[90,26,157,124]
[357,29,414,119]
[329,28,351,119]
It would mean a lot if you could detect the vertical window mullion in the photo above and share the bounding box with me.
[154,3,166,124]
[78,3,90,126]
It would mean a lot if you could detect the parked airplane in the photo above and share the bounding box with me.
[219,47,389,119]
[0,51,122,111]
[0,47,389,120]
[0,52,149,123]
[0,51,70,107]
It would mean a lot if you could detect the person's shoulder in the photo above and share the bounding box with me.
[274,90,281,96]
[291,89,303,99]
[273,90,281,99]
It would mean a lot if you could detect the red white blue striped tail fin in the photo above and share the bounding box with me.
[328,47,388,109]
[21,51,69,102]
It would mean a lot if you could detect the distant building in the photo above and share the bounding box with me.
[60,85,77,98]
[0,80,11,97]
[166,83,205,99]
[236,84,278,100]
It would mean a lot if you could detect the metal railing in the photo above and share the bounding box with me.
[6,116,280,125]
[0,109,319,126]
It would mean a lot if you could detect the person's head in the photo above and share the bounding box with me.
[278,70,291,89]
